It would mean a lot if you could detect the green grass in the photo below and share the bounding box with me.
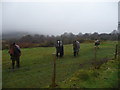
[2,41,118,88]
[59,60,119,88]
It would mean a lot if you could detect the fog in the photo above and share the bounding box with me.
[118,1,120,32]
[2,1,118,35]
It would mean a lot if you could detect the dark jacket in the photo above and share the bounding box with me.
[13,45,21,57]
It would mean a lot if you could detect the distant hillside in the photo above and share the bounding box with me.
[2,31,29,40]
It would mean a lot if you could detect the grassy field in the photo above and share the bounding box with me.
[59,59,119,88]
[2,41,118,88]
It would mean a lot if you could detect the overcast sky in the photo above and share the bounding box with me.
[118,1,120,22]
[2,1,118,35]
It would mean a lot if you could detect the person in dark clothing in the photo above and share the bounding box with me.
[8,43,21,69]
[55,40,64,57]
[94,39,100,48]
[73,40,80,57]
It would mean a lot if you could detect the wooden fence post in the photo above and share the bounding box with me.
[94,46,97,61]
[94,46,97,69]
[114,44,118,59]
[51,53,57,88]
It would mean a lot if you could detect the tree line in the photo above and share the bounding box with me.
[2,30,118,49]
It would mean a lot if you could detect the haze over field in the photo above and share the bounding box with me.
[118,2,120,32]
[2,1,118,35]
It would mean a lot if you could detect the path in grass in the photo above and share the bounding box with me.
[2,41,117,88]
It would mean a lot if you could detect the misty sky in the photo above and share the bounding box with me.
[118,1,120,22]
[2,1,118,35]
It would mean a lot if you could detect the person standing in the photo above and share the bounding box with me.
[8,43,21,70]
[55,40,64,57]
[73,40,80,57]
[94,39,100,49]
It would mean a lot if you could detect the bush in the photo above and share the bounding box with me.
[18,42,35,48]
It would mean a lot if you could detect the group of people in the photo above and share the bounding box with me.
[55,39,100,57]
[8,39,100,70]
[55,40,80,57]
